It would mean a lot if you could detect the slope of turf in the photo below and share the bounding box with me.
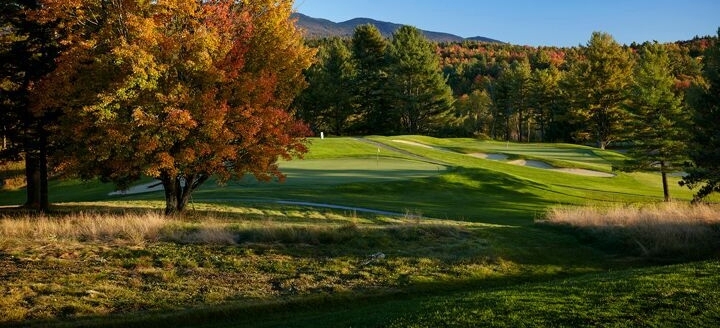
[1,136,718,327]
[0,136,703,224]
[216,260,720,328]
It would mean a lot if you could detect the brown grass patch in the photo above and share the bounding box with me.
[540,202,720,259]
[0,161,25,190]
[0,212,167,245]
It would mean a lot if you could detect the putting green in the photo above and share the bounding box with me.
[228,157,449,188]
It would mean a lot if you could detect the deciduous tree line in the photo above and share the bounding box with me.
[294,26,720,201]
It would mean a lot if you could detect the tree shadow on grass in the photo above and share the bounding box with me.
[306,166,557,226]
[555,184,662,200]
[0,166,653,328]
[0,203,635,328]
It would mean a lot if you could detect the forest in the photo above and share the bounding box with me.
[295,25,712,146]
[293,25,720,201]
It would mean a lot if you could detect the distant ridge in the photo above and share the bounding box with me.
[292,13,503,44]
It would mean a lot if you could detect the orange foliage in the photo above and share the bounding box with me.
[32,0,313,213]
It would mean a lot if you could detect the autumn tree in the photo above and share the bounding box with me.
[621,42,689,202]
[34,0,313,215]
[565,32,634,149]
[454,89,493,137]
[682,29,720,201]
[0,0,62,210]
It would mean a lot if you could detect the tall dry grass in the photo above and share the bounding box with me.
[0,210,467,248]
[541,202,720,258]
[0,161,25,190]
[0,212,168,244]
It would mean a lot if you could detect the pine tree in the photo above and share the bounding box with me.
[295,38,355,135]
[566,32,634,149]
[529,66,565,142]
[0,0,62,210]
[386,26,454,135]
[351,24,391,134]
[622,42,689,202]
[488,60,531,141]
[681,29,720,201]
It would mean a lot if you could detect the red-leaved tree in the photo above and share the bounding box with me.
[32,0,313,215]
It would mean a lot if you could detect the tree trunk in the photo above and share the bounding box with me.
[24,152,41,210]
[161,173,180,216]
[505,110,511,141]
[160,172,209,215]
[39,128,49,210]
[517,109,523,142]
[660,160,670,202]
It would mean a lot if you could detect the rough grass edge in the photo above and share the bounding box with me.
[0,211,468,246]
[538,202,720,259]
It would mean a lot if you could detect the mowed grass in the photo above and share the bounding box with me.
[192,137,700,224]
[0,205,611,327]
[1,137,719,327]
[380,135,626,172]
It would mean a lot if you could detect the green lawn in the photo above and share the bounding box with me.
[0,137,718,327]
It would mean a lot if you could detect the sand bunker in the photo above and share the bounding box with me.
[469,153,615,177]
[468,153,509,160]
[508,159,554,169]
[392,140,434,149]
[508,159,615,177]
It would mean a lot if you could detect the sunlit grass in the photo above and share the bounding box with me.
[541,202,720,258]
[1,137,719,326]
[0,161,25,191]
[0,211,166,245]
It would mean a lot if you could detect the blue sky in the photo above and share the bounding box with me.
[293,0,720,47]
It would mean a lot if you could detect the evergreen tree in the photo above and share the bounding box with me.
[529,66,565,142]
[622,42,688,202]
[681,29,720,201]
[351,24,391,134]
[566,32,634,149]
[488,60,531,141]
[0,0,62,210]
[507,60,532,142]
[295,38,355,135]
[387,26,454,135]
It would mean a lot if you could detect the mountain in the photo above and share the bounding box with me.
[292,13,503,44]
